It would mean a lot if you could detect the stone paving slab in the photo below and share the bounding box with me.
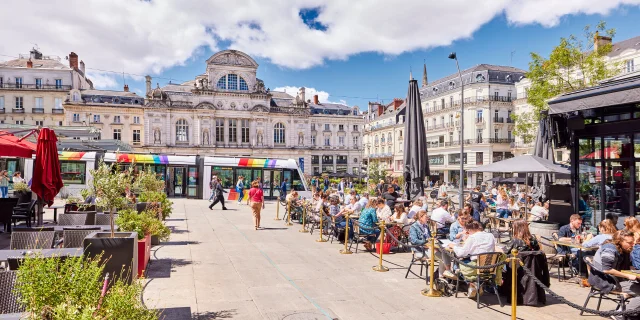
[143,199,618,320]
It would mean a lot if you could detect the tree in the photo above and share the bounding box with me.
[367,160,388,183]
[512,21,621,142]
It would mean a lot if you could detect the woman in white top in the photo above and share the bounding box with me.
[12,172,25,184]
[408,199,423,220]
[508,197,520,217]
[376,199,392,223]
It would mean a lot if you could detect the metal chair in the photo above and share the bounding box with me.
[581,256,629,315]
[58,213,88,226]
[537,235,572,281]
[95,214,117,226]
[9,230,55,250]
[11,200,37,228]
[62,228,100,248]
[0,271,23,314]
[454,252,505,309]
[348,220,379,253]
[404,245,429,279]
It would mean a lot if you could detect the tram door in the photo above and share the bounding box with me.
[262,169,282,199]
[167,166,187,197]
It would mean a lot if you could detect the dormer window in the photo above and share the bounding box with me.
[476,74,486,82]
[216,73,249,91]
[505,75,511,82]
[433,87,438,93]
[449,81,455,90]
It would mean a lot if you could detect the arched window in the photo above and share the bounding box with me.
[176,119,189,143]
[217,76,227,89]
[239,77,248,91]
[227,74,238,90]
[274,123,285,144]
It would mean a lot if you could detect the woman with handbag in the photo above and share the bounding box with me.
[248,180,265,230]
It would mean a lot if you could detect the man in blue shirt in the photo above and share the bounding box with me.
[280,178,288,200]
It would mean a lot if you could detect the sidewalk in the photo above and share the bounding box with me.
[142,199,613,320]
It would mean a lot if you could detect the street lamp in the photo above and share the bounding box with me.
[448,52,464,207]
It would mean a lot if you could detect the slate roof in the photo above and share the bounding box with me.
[0,57,69,69]
[607,35,640,57]
[420,64,526,99]
[81,89,140,97]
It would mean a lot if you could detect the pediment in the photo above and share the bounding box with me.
[206,50,259,68]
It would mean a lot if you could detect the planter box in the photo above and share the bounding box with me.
[67,210,96,225]
[151,235,160,246]
[64,203,79,213]
[14,191,32,204]
[137,234,151,277]
[83,232,138,284]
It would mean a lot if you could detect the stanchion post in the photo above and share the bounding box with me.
[285,200,293,226]
[340,214,352,254]
[511,249,519,320]
[274,200,280,220]
[372,221,389,272]
[421,235,443,297]
[316,210,327,242]
[299,203,308,233]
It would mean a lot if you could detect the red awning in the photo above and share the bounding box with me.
[580,147,619,159]
[0,130,36,158]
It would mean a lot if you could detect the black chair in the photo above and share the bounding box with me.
[58,213,88,226]
[0,271,23,314]
[0,198,19,232]
[62,228,100,248]
[11,200,36,228]
[581,256,630,315]
[9,230,56,250]
[454,252,505,309]
[404,244,430,279]
[538,235,573,281]
[348,220,379,253]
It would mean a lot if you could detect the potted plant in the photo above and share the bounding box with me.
[12,181,32,204]
[83,162,138,283]
[116,209,170,277]
[64,196,81,213]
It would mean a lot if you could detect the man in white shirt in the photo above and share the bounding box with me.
[431,200,454,229]
[491,185,498,199]
[341,196,362,218]
[408,199,423,219]
[529,201,549,221]
[344,190,356,206]
[358,193,369,208]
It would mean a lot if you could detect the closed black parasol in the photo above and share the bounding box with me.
[403,76,429,200]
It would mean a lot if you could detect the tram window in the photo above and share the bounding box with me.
[60,161,86,184]
[236,169,252,186]
[212,166,233,188]
[289,169,305,191]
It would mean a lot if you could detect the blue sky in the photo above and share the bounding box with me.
[135,6,640,108]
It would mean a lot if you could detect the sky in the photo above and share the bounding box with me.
[1,1,640,109]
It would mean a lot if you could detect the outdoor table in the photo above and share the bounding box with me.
[621,270,640,275]
[0,248,82,263]
[48,205,64,223]
[13,225,113,233]
[552,240,598,286]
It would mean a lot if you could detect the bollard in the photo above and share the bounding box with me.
[372,220,389,272]
[421,235,442,297]
[299,203,309,233]
[316,211,327,242]
[340,214,352,254]
[285,200,293,226]
[511,249,519,320]
[274,200,280,220]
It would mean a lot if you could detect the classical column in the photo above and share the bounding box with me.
[194,116,201,146]
[249,118,256,147]
[144,115,151,146]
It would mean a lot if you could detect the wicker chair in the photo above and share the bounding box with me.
[63,228,100,248]
[95,214,117,226]
[58,213,88,226]
[0,271,23,314]
[9,231,56,250]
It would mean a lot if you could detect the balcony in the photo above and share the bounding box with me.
[506,118,514,124]
[0,83,72,91]
[475,119,485,126]
[489,138,515,144]
[12,108,24,114]
[422,95,515,115]
[336,159,348,165]
[32,108,44,114]
[493,117,504,123]
[322,160,334,165]
[52,109,64,114]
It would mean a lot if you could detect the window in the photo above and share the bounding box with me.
[133,116,140,124]
[476,152,483,165]
[227,74,238,90]
[55,79,62,89]
[353,125,358,131]
[494,128,499,139]
[388,132,392,142]
[441,116,445,125]
[450,96,453,107]
[216,75,227,89]
[113,129,121,140]
[239,77,248,91]
[215,119,224,142]
[494,110,498,121]
[508,92,512,100]
[176,119,189,142]
[93,115,100,123]
[338,124,344,131]
[449,132,454,142]
[338,136,345,146]
[35,78,42,89]
[273,122,285,144]
[441,98,445,109]
[54,98,62,109]
[494,92,499,100]
[133,130,141,143]
[324,124,330,131]
[0,96,4,109]
[627,59,635,73]
[476,129,483,142]
[241,119,249,143]
[229,119,237,142]
[381,135,385,143]
[58,121,63,126]
[15,77,22,88]
[508,130,512,140]
[60,161,86,185]
[556,151,563,162]
[476,110,483,121]
[353,136,358,147]
[324,137,330,146]
[449,114,454,124]
[15,120,23,125]
[311,135,316,145]
[35,97,43,109]
[114,116,121,123]
[311,124,316,131]
[15,97,23,109]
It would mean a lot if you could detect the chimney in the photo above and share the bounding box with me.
[393,98,403,110]
[298,87,306,104]
[26,59,33,68]
[145,75,152,97]
[593,31,612,52]
[124,84,129,92]
[79,60,85,74]
[313,94,319,104]
[69,52,79,69]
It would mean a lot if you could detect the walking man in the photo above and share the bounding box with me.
[209,178,228,210]
[208,174,216,201]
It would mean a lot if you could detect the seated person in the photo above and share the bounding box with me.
[508,197,520,217]
[358,192,369,208]
[286,190,303,219]
[431,200,455,236]
[340,195,363,218]
[449,210,471,242]
[410,210,457,280]
[376,198,393,223]
[502,220,540,253]
[408,199,423,220]
[392,204,410,226]
[466,187,483,221]
[420,196,429,212]
[583,219,617,248]
[382,185,399,209]
[359,198,380,251]
[528,201,549,222]
[447,220,501,298]
[592,230,640,320]
[344,189,356,206]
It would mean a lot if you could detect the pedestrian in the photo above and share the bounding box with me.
[280,178,288,201]
[311,176,317,192]
[236,176,245,205]
[337,178,345,202]
[0,170,9,198]
[323,176,329,192]
[248,180,264,230]
[208,175,216,202]
[209,178,228,210]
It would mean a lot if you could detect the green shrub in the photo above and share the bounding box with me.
[139,191,173,220]
[116,209,171,241]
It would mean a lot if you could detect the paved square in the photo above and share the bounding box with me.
[142,199,616,320]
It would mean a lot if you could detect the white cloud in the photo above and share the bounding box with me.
[274,86,347,105]
[1,0,638,88]
[86,72,119,89]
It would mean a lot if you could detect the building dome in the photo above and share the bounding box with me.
[150,84,167,101]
